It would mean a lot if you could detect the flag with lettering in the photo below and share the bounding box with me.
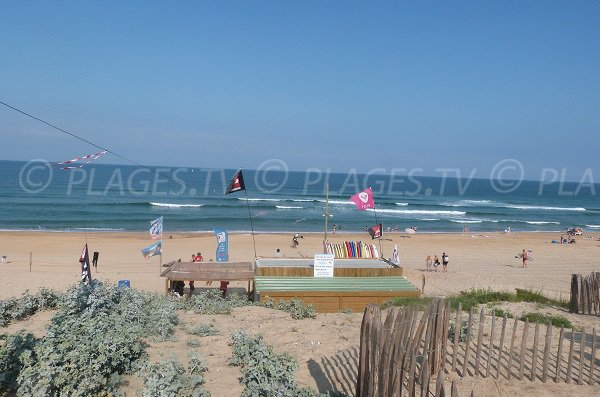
[141,241,162,259]
[368,223,383,239]
[149,216,163,240]
[79,243,92,284]
[214,227,229,262]
[225,170,245,194]
[350,187,375,211]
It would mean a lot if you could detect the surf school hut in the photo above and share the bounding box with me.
[254,258,420,313]
[160,260,255,297]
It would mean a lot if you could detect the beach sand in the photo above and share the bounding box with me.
[2,231,600,396]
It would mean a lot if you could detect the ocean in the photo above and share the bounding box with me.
[1,160,599,234]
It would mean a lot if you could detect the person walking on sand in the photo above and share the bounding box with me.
[433,255,440,272]
[521,249,528,268]
[442,252,449,272]
[425,255,433,271]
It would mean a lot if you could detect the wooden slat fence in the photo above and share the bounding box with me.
[570,272,600,314]
[356,300,599,397]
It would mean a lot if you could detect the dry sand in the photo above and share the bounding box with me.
[1,231,600,396]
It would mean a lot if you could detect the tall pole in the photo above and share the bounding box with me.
[244,190,258,259]
[324,182,329,248]
[373,204,383,259]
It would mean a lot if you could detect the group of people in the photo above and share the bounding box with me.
[291,233,303,248]
[425,253,449,272]
[174,252,229,297]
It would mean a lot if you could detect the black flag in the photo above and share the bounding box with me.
[225,169,245,194]
[368,223,383,240]
[79,243,92,284]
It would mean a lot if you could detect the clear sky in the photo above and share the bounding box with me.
[1,1,599,181]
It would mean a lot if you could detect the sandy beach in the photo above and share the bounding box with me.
[2,231,600,396]
[1,230,598,300]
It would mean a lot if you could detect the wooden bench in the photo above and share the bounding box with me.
[161,261,255,296]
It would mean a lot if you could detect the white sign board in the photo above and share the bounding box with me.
[313,254,335,277]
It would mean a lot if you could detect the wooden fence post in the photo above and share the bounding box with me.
[452,303,462,372]
[590,328,597,385]
[518,319,529,380]
[531,322,540,381]
[570,274,579,313]
[507,316,519,379]
[577,328,586,385]
[474,308,485,377]
[496,314,508,379]
[461,308,473,377]
[541,322,552,382]
[486,311,496,378]
[566,328,575,384]
[555,326,565,383]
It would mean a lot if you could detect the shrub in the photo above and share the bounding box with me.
[261,298,316,320]
[447,319,468,342]
[520,312,572,328]
[177,290,252,315]
[0,332,36,392]
[142,354,210,397]
[0,288,60,327]
[15,282,180,396]
[188,324,219,337]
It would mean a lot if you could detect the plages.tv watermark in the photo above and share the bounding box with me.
[17,158,597,196]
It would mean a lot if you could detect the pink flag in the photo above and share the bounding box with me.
[350,187,375,211]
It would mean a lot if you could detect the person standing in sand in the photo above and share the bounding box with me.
[521,249,528,268]
[433,255,440,272]
[425,255,433,271]
[442,252,449,272]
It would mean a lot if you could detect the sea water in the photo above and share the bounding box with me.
[0,160,598,233]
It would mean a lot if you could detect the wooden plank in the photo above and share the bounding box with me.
[507,316,519,379]
[379,308,396,396]
[356,305,375,397]
[474,307,485,377]
[566,328,575,384]
[531,322,540,381]
[407,348,418,397]
[570,274,579,314]
[435,370,444,397]
[441,300,451,375]
[486,311,496,378]
[518,319,529,380]
[461,308,474,377]
[450,380,458,397]
[421,356,430,397]
[368,307,382,397]
[451,303,462,372]
[496,314,508,379]
[577,327,586,385]
[541,322,552,383]
[555,327,565,383]
[590,328,597,385]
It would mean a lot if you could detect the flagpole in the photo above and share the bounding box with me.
[324,183,329,252]
[159,240,163,274]
[372,197,383,260]
[244,190,258,259]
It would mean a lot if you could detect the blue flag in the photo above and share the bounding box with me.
[214,228,229,262]
[141,241,162,259]
[149,216,163,240]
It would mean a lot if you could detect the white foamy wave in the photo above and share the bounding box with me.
[321,199,354,205]
[507,205,586,212]
[442,200,494,207]
[150,202,204,208]
[239,198,283,202]
[68,227,127,231]
[585,225,600,229]
[419,218,440,221]
[369,209,466,216]
[525,221,560,225]
[275,205,302,209]
[449,219,482,224]
[395,202,409,206]
[292,199,316,202]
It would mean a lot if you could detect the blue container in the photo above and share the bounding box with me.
[118,280,131,288]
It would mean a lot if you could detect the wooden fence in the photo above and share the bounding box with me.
[356,300,599,397]
[570,272,600,314]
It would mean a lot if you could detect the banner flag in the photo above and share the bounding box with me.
[141,241,162,259]
[368,223,383,239]
[350,187,375,211]
[225,169,245,195]
[55,150,108,169]
[214,228,229,262]
[79,243,92,284]
[149,216,163,240]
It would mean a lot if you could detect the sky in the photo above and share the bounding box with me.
[1,1,599,181]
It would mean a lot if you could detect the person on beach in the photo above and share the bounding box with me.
[433,255,440,271]
[274,248,284,257]
[332,224,337,234]
[442,252,449,272]
[425,255,433,271]
[521,249,528,268]
[292,233,302,248]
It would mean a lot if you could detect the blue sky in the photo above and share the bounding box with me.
[1,1,599,181]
